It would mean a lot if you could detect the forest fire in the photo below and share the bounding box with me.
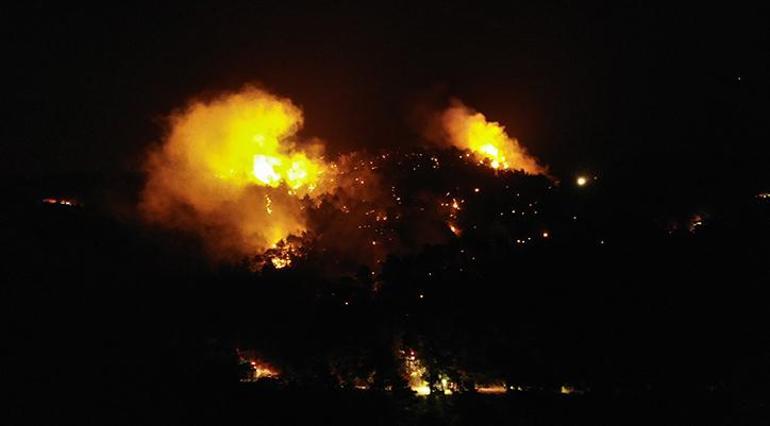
[140,87,338,260]
[439,101,546,175]
[139,87,551,268]
[265,240,301,269]
[238,352,280,382]
[401,349,431,396]
[475,383,508,394]
[11,4,767,425]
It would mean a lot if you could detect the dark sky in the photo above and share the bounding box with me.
[4,2,768,203]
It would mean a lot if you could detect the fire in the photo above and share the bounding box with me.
[266,240,300,269]
[401,349,431,396]
[249,361,279,380]
[42,198,78,207]
[238,352,280,382]
[440,101,546,174]
[252,152,326,190]
[475,383,508,394]
[441,196,464,236]
[165,86,333,194]
[141,87,337,260]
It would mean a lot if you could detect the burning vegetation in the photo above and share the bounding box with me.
[237,350,280,382]
[438,101,546,175]
[140,87,339,261]
[139,87,551,269]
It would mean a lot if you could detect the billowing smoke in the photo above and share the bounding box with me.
[140,86,338,261]
[433,100,547,175]
[140,88,549,270]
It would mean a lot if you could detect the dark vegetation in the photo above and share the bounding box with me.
[3,160,768,425]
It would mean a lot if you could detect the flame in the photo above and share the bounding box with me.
[441,196,463,236]
[440,101,546,174]
[42,198,78,207]
[239,354,280,382]
[265,239,301,269]
[401,349,431,396]
[141,87,336,260]
[475,383,508,394]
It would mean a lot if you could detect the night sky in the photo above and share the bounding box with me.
[6,3,768,196]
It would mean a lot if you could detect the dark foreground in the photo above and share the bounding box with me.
[3,174,769,425]
[7,382,757,426]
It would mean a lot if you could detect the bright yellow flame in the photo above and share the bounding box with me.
[163,87,330,193]
[267,240,298,269]
[141,87,336,260]
[253,155,282,186]
[270,256,291,269]
[441,102,546,174]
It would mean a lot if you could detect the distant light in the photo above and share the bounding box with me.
[42,198,78,207]
[576,176,588,186]
[542,232,549,238]
[474,187,480,193]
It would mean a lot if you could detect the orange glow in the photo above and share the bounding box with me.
[440,102,546,174]
[267,242,297,269]
[475,383,507,394]
[243,359,280,381]
[140,87,338,261]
